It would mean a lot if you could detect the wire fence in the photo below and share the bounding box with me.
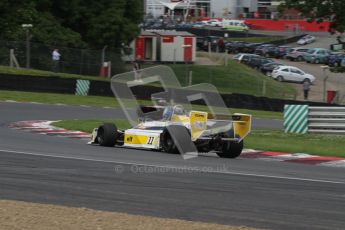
[0,40,126,76]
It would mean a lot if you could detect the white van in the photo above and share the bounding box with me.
[222,20,249,31]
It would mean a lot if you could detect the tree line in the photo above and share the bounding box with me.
[0,0,143,49]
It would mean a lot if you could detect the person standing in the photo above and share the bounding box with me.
[133,60,141,81]
[303,80,311,100]
[52,49,61,72]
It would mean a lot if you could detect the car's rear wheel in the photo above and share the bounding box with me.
[334,62,339,67]
[97,123,117,147]
[297,56,303,62]
[314,59,320,64]
[216,131,243,158]
[277,76,284,82]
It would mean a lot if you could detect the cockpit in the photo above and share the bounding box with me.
[162,105,187,121]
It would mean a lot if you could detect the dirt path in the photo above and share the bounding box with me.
[0,200,256,230]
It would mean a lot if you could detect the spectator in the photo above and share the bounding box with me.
[303,80,311,100]
[52,49,61,72]
[217,37,225,53]
[133,60,141,81]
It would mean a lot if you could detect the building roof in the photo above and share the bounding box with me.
[153,31,195,37]
[140,31,157,36]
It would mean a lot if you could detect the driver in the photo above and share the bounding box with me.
[162,106,173,120]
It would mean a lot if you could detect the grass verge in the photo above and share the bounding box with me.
[0,90,283,119]
[246,129,345,157]
[53,119,345,157]
[0,65,108,81]
[0,90,120,107]
[168,61,297,99]
[53,119,130,133]
[1,61,297,99]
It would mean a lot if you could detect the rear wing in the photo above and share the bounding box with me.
[232,113,252,141]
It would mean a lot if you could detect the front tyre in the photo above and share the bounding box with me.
[97,123,117,147]
[161,126,194,154]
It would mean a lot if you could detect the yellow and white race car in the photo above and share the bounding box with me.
[89,104,251,158]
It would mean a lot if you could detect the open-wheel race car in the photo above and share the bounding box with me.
[89,103,251,158]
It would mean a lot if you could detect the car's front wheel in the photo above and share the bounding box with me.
[97,123,117,147]
[161,126,194,154]
[277,76,284,82]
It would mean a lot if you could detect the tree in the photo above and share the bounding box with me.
[0,0,143,48]
[280,0,345,33]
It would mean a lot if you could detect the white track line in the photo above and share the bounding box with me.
[0,149,344,185]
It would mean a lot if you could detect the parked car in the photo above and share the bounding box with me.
[232,53,260,63]
[303,48,331,64]
[327,52,345,67]
[260,62,283,76]
[286,48,310,61]
[254,44,277,57]
[176,22,193,29]
[342,58,345,67]
[198,36,221,51]
[274,46,292,59]
[297,35,316,45]
[272,66,315,83]
[246,56,274,69]
[226,41,248,54]
[206,19,222,27]
[192,22,207,28]
[242,43,263,54]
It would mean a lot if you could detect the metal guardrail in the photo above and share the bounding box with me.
[308,107,345,134]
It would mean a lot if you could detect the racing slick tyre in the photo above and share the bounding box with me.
[161,126,194,154]
[97,123,117,147]
[216,131,243,158]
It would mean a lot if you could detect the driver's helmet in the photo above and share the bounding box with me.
[173,105,185,116]
[162,106,173,120]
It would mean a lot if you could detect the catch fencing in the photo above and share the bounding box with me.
[0,40,126,76]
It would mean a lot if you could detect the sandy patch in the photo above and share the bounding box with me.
[0,200,257,230]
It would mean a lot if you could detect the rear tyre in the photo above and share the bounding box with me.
[216,131,243,158]
[97,123,117,147]
[277,76,284,82]
[314,59,320,64]
[297,56,303,62]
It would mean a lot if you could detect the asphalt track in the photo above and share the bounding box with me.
[1,101,345,230]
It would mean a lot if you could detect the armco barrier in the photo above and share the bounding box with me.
[284,105,345,134]
[308,107,345,134]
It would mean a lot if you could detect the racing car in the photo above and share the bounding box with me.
[89,104,251,158]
